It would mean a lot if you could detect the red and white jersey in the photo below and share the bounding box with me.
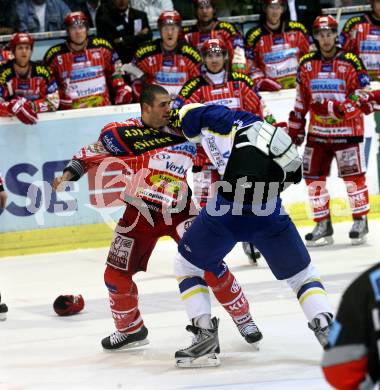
[295,50,371,141]
[43,37,125,109]
[245,21,310,89]
[0,49,13,65]
[133,39,201,98]
[174,70,263,116]
[340,12,380,81]
[183,20,245,69]
[0,60,59,113]
[71,117,196,208]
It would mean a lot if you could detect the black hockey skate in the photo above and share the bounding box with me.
[236,319,263,349]
[242,242,261,266]
[0,293,8,321]
[175,317,220,368]
[308,313,333,349]
[101,325,149,350]
[305,219,334,247]
[349,216,369,245]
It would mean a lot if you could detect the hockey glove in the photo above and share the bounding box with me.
[115,85,133,105]
[355,90,380,115]
[311,99,361,121]
[288,110,306,146]
[53,294,84,316]
[255,77,282,92]
[7,97,38,125]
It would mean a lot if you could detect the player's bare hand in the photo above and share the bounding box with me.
[52,176,66,192]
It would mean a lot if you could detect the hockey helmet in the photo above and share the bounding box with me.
[10,33,34,52]
[192,0,215,8]
[64,11,89,29]
[157,10,182,28]
[53,294,84,316]
[313,15,338,36]
[201,38,227,56]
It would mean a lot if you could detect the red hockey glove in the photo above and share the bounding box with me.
[355,90,380,115]
[255,77,282,92]
[114,85,133,105]
[132,79,143,102]
[288,110,306,146]
[311,99,361,121]
[7,97,38,125]
[53,294,84,316]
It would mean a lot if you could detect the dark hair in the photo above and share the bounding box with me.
[140,84,169,110]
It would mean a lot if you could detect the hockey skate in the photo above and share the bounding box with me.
[0,293,8,321]
[237,319,263,350]
[349,216,369,245]
[308,313,333,349]
[175,317,220,368]
[242,242,261,266]
[101,325,149,350]
[305,219,334,247]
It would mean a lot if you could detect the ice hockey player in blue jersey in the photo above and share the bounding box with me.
[174,103,333,367]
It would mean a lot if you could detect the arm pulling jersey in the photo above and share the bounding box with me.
[295,51,370,141]
[133,39,201,98]
[0,60,59,113]
[340,13,380,81]
[66,118,196,209]
[245,21,310,89]
[44,37,125,109]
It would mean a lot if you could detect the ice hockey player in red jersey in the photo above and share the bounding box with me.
[245,0,310,91]
[132,10,201,99]
[44,12,132,110]
[0,33,59,125]
[288,15,371,247]
[322,262,380,389]
[52,85,263,365]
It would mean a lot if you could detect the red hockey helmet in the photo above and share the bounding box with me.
[53,294,85,316]
[192,0,215,8]
[201,38,227,56]
[10,33,34,52]
[313,15,338,36]
[64,11,88,29]
[157,10,182,28]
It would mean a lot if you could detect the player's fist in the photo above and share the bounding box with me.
[288,110,306,146]
[7,97,38,125]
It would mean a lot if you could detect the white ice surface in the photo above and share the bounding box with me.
[1,220,379,390]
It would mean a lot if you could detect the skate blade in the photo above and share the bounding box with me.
[351,236,367,246]
[249,341,260,351]
[306,236,334,247]
[248,258,259,266]
[175,353,221,368]
[104,338,150,352]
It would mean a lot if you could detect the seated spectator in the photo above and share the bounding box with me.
[0,0,20,35]
[130,0,174,25]
[43,12,132,109]
[183,0,248,73]
[131,10,201,99]
[0,33,60,125]
[96,0,152,64]
[245,0,310,91]
[16,0,71,33]
[322,262,380,389]
[64,0,100,27]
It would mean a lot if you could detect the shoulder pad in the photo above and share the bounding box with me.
[299,52,317,67]
[89,37,113,50]
[135,41,160,59]
[340,52,365,72]
[342,15,366,33]
[0,64,14,85]
[287,21,308,35]
[43,44,66,63]
[215,20,239,35]
[245,27,263,47]
[33,64,52,79]
[179,42,202,63]
[230,72,254,87]
[178,77,203,99]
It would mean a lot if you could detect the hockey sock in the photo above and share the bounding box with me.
[305,178,330,222]
[344,174,370,218]
[205,268,252,326]
[104,266,143,333]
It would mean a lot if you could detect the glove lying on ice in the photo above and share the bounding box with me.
[7,97,38,125]
[53,294,84,316]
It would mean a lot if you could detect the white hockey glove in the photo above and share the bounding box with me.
[235,121,302,179]
[121,63,144,79]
